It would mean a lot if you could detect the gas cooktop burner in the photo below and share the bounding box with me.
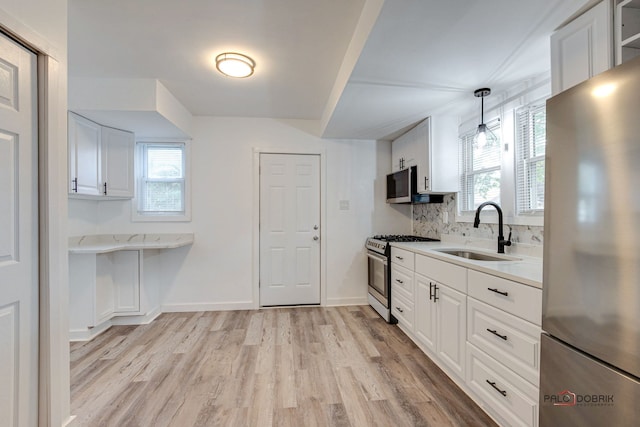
[371,235,439,242]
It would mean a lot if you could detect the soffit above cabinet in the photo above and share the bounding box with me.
[69,78,193,139]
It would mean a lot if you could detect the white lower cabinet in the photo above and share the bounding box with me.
[415,275,437,352]
[415,273,466,381]
[74,250,141,329]
[436,283,467,380]
[391,287,414,331]
[467,297,541,385]
[391,245,542,427]
[467,343,539,427]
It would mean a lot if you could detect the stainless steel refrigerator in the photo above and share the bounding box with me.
[540,56,640,425]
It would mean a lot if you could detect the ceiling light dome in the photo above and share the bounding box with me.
[215,52,255,78]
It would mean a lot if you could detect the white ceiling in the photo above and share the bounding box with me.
[69,0,591,140]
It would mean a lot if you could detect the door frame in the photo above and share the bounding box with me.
[252,148,327,309]
[0,13,69,427]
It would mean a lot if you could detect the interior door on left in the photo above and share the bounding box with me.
[0,32,38,426]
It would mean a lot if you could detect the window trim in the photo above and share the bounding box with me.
[132,140,192,222]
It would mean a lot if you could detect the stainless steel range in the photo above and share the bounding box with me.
[365,235,438,323]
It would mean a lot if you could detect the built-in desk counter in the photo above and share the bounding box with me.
[69,233,194,253]
[68,233,194,341]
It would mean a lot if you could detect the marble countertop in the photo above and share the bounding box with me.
[69,233,194,254]
[390,241,542,289]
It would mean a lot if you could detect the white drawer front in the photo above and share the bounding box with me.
[467,298,540,385]
[467,343,539,427]
[468,270,542,325]
[391,289,414,331]
[391,264,414,299]
[391,247,415,270]
[415,254,467,293]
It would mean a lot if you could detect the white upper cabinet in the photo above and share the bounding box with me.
[391,127,415,172]
[69,112,101,196]
[391,116,459,194]
[616,0,640,64]
[101,126,135,198]
[550,0,613,95]
[68,112,135,199]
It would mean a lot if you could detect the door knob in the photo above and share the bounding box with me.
[313,225,319,230]
[313,236,319,241]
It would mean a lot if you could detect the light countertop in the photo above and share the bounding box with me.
[390,241,542,289]
[69,233,194,254]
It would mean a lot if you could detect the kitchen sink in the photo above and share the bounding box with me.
[434,249,521,262]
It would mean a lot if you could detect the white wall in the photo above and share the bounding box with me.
[0,0,67,60]
[68,117,411,309]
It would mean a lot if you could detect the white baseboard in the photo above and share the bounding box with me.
[111,306,161,325]
[161,301,255,312]
[69,321,112,342]
[326,296,368,306]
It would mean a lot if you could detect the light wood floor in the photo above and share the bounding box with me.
[70,306,497,426]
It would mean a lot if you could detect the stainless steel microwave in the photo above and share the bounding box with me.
[386,166,416,203]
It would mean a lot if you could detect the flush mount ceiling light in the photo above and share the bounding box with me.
[215,52,255,78]
[473,88,498,148]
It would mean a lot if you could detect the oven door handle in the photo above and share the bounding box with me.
[367,252,388,265]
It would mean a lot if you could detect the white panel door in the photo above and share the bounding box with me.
[260,154,320,306]
[0,33,38,427]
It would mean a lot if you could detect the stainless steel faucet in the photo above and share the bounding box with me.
[473,201,512,254]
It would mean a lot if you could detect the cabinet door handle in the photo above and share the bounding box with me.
[486,380,507,397]
[72,177,78,192]
[424,176,428,190]
[103,182,108,195]
[433,284,439,302]
[395,256,404,260]
[395,279,404,284]
[486,328,508,341]
[396,306,404,313]
[487,287,509,297]
[429,282,433,301]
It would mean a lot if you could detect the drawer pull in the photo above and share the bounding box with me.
[486,328,508,341]
[396,279,404,284]
[396,306,404,313]
[395,256,404,260]
[486,380,507,397]
[487,287,509,297]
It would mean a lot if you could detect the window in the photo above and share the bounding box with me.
[134,141,190,221]
[515,104,546,214]
[458,119,501,213]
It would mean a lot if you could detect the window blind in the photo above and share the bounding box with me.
[515,104,546,214]
[458,119,502,213]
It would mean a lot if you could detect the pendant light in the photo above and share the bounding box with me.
[473,88,498,148]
